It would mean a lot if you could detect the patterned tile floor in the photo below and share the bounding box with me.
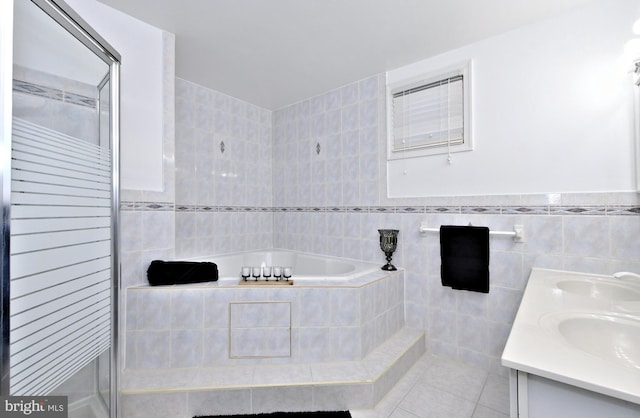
[352,354,510,418]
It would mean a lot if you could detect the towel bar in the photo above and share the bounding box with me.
[419,223,525,243]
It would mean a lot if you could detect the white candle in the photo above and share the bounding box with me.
[263,266,272,277]
[273,266,282,277]
[241,266,250,277]
[283,267,292,279]
[252,266,261,278]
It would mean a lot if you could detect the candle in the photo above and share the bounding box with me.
[263,266,272,277]
[241,266,250,277]
[283,267,292,279]
[252,266,261,278]
[273,266,282,277]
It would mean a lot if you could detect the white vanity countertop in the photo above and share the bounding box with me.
[502,268,640,405]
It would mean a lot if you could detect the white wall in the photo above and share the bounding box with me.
[65,0,166,191]
[387,0,639,197]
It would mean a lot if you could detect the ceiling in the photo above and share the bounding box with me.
[98,0,596,110]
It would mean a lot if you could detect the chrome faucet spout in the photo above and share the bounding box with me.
[613,271,640,281]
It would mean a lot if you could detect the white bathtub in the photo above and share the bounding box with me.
[128,251,404,369]
[189,250,380,283]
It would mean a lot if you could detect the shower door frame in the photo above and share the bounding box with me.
[0,0,121,416]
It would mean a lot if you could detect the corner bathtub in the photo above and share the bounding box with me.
[189,249,380,284]
[126,249,404,369]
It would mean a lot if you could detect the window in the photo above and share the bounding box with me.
[387,60,472,160]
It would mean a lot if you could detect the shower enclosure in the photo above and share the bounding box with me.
[1,0,120,417]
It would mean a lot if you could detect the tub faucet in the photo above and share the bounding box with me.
[613,271,640,282]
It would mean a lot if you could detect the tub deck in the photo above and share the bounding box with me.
[237,278,295,286]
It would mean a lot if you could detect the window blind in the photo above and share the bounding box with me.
[391,74,464,152]
[10,117,112,396]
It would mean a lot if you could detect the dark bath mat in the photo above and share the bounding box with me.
[195,412,351,418]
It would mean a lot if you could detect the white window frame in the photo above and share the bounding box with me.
[386,60,472,160]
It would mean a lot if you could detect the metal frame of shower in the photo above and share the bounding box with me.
[0,0,121,416]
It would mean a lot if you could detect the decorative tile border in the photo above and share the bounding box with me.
[550,206,607,215]
[371,206,395,213]
[64,91,98,108]
[460,206,502,215]
[121,202,174,211]
[122,202,640,216]
[608,206,640,215]
[424,207,460,214]
[13,80,62,100]
[13,80,97,108]
[501,206,550,215]
[397,207,422,213]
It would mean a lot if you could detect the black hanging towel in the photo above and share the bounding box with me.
[440,225,490,293]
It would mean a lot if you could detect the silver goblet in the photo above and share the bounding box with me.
[378,229,399,271]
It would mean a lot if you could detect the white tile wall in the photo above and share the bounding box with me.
[13,66,100,144]
[172,78,273,258]
[120,73,640,377]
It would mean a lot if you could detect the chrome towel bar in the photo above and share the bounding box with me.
[419,222,525,243]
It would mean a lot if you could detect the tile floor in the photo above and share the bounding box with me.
[351,354,510,418]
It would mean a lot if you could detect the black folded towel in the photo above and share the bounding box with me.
[440,225,490,293]
[147,260,218,286]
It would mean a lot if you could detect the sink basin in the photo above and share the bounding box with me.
[541,312,640,369]
[556,279,640,301]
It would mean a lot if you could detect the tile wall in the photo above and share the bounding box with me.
[174,79,274,258]
[13,65,99,143]
[269,74,640,374]
[121,73,640,375]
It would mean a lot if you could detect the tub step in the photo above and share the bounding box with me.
[121,327,425,418]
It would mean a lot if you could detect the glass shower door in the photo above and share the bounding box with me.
[2,0,120,417]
